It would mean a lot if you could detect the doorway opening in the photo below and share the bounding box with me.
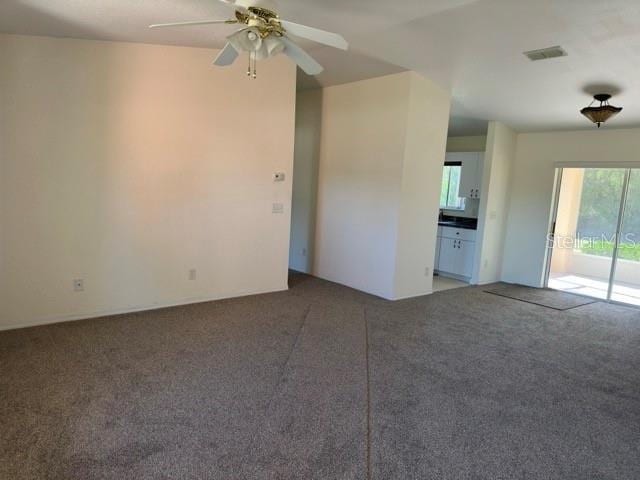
[546,167,640,306]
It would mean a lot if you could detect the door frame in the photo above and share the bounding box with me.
[542,168,564,288]
[606,169,632,300]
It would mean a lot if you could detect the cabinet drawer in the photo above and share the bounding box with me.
[440,226,477,242]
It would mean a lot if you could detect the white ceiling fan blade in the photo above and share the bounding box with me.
[279,20,348,50]
[213,43,239,66]
[149,19,236,29]
[280,36,324,75]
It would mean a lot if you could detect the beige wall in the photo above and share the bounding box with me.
[549,168,584,273]
[447,135,487,152]
[473,122,516,284]
[0,34,297,330]
[394,73,451,298]
[314,73,409,299]
[563,254,640,287]
[313,72,450,299]
[502,128,640,286]
[289,89,322,273]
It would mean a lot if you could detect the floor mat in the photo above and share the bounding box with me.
[484,283,598,310]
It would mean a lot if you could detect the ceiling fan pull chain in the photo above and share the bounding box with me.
[253,52,257,79]
[247,51,251,77]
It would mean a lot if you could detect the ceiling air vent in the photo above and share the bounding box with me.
[523,46,567,61]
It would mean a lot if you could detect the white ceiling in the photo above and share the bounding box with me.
[2,0,640,134]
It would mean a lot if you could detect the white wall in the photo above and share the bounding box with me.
[313,72,450,299]
[0,34,297,330]
[473,122,516,284]
[502,127,640,286]
[289,89,322,273]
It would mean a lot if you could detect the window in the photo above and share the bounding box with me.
[440,162,466,210]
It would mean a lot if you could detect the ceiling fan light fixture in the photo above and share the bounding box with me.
[149,0,348,78]
[580,94,623,128]
[227,27,285,78]
[228,27,263,53]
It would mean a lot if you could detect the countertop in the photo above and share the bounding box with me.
[438,216,478,230]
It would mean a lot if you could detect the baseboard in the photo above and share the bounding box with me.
[435,271,471,282]
[392,290,434,301]
[474,279,501,286]
[0,284,289,332]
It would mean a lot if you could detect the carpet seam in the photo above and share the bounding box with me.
[264,303,313,411]
[364,306,372,480]
[236,303,313,475]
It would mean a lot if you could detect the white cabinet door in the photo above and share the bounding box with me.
[459,155,477,198]
[459,240,475,277]
[438,238,459,275]
[437,238,475,278]
[451,152,483,199]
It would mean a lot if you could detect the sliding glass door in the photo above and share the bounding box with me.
[610,170,640,306]
[547,167,640,306]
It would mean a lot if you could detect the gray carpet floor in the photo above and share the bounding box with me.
[1,272,640,479]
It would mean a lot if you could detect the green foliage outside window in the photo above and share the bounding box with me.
[575,169,640,261]
[440,165,465,210]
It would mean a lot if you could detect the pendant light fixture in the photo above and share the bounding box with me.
[580,94,623,128]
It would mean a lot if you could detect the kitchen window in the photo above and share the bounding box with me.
[440,162,466,210]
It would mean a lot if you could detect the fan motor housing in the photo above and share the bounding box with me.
[233,0,277,10]
[248,6,278,20]
[236,7,284,37]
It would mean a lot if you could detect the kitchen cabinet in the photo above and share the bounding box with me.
[438,238,474,278]
[435,226,476,279]
[446,152,484,199]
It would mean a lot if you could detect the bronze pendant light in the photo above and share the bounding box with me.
[581,94,623,128]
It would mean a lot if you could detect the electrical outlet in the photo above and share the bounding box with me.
[425,267,431,277]
[272,203,284,214]
[273,172,286,182]
[189,269,197,281]
[73,279,84,292]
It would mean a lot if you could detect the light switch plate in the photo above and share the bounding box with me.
[272,203,284,214]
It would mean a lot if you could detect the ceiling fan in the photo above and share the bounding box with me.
[149,0,348,78]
